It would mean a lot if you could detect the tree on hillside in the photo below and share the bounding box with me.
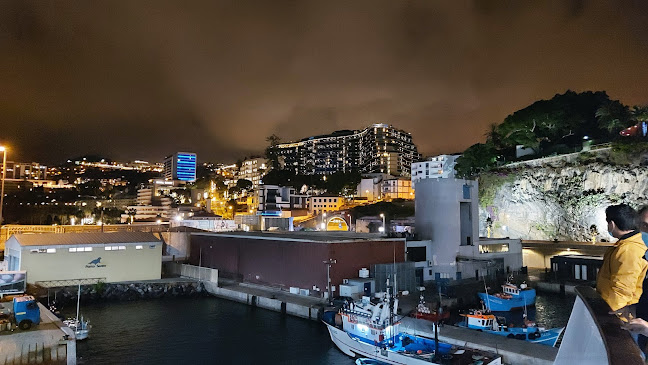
[265,134,282,169]
[596,100,631,134]
[454,142,498,178]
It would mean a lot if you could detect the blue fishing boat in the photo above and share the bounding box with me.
[457,309,564,347]
[323,281,503,364]
[478,281,536,311]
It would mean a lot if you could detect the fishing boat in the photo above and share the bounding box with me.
[410,295,449,323]
[323,280,502,365]
[63,284,91,340]
[477,280,536,311]
[457,309,564,347]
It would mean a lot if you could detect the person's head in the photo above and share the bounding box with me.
[606,204,638,238]
[637,206,648,233]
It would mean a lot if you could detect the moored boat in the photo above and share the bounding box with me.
[410,295,450,323]
[478,281,536,311]
[323,281,502,365]
[457,309,564,347]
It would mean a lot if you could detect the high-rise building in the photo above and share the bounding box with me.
[274,124,420,177]
[411,154,459,188]
[164,152,197,182]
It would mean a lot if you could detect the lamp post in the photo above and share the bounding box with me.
[0,146,5,227]
[323,258,337,304]
[379,213,385,234]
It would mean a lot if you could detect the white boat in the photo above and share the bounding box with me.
[63,316,91,340]
[323,280,502,365]
[63,284,91,340]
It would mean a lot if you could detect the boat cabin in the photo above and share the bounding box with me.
[463,310,499,331]
[339,301,401,344]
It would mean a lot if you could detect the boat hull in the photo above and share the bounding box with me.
[324,322,502,364]
[478,290,536,311]
[457,323,564,347]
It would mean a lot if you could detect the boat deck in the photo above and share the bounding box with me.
[348,331,500,364]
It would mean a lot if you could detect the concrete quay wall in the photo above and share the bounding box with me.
[400,317,557,365]
[201,282,322,321]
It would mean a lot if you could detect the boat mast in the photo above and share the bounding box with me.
[76,284,81,324]
[483,276,491,311]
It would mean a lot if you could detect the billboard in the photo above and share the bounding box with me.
[0,271,27,295]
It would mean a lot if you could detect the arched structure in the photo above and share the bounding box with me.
[326,216,349,231]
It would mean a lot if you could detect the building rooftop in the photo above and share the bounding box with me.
[193,230,400,243]
[10,232,162,247]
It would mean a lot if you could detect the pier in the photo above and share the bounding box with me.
[0,302,75,365]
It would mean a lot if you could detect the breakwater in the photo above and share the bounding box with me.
[39,280,206,306]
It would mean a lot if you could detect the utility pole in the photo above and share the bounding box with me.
[0,146,6,227]
[323,259,337,304]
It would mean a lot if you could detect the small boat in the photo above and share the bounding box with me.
[63,316,91,340]
[457,309,564,347]
[63,284,91,340]
[410,295,449,323]
[478,280,536,311]
[323,279,503,364]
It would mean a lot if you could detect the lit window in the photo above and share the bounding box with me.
[46,248,56,253]
[136,245,143,250]
[119,246,126,250]
[69,248,77,253]
[84,247,93,252]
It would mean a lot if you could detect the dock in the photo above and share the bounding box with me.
[0,302,75,365]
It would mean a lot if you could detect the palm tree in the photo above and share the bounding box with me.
[596,101,630,133]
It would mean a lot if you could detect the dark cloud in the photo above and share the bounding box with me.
[1,0,648,164]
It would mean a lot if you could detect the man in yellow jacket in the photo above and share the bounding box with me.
[597,204,648,313]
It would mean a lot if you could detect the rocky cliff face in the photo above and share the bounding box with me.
[480,162,648,241]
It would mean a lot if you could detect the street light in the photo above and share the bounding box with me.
[323,259,337,304]
[0,146,6,227]
[379,213,385,234]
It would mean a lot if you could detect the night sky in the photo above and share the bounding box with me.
[2,1,648,164]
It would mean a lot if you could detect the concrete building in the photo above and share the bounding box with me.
[408,178,523,282]
[382,177,414,200]
[257,185,309,215]
[4,232,162,284]
[163,152,197,182]
[309,195,344,215]
[189,231,405,298]
[238,157,268,188]
[274,124,420,177]
[411,154,459,188]
[5,162,48,180]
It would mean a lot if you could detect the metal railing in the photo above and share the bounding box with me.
[555,286,644,365]
[35,277,106,288]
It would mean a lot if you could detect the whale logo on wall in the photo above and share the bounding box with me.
[86,257,106,268]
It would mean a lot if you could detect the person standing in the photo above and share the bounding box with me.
[596,204,648,316]
[634,206,648,354]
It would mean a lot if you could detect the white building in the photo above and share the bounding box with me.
[257,185,309,215]
[309,195,344,215]
[408,178,522,282]
[238,157,268,188]
[411,154,459,188]
[4,232,163,284]
[382,177,414,200]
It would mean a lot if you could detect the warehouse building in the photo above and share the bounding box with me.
[4,232,163,284]
[189,231,405,298]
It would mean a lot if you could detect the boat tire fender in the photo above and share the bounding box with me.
[529,332,540,340]
[515,334,526,340]
[18,320,32,330]
[507,334,515,338]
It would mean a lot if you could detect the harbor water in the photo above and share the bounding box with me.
[64,292,574,364]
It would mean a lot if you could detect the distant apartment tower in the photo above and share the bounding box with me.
[238,157,268,188]
[411,154,459,188]
[164,152,197,182]
[274,123,420,177]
